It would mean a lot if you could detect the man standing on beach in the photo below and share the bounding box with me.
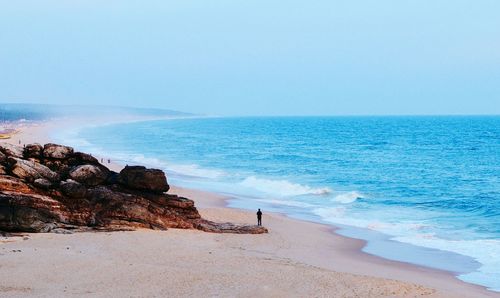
[256,209,262,226]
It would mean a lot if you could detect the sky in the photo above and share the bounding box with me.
[0,1,499,116]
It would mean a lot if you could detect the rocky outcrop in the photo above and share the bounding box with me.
[0,143,267,235]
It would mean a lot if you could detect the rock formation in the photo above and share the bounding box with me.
[0,142,267,234]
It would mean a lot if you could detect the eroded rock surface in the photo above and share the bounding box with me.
[0,143,267,235]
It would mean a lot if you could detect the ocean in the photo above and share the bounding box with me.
[54,116,500,291]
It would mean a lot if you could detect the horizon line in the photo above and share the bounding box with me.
[1,102,498,118]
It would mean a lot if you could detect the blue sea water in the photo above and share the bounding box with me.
[54,116,500,291]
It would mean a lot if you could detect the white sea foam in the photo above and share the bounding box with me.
[239,176,331,197]
[313,207,431,234]
[393,235,500,292]
[332,191,364,203]
[256,199,315,208]
[312,206,500,292]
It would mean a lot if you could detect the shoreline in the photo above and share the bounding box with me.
[1,117,498,297]
[172,186,496,297]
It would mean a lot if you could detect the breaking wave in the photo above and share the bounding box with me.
[332,191,365,203]
[239,176,331,197]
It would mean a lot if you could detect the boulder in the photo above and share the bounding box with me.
[0,142,24,158]
[24,143,43,159]
[118,166,169,193]
[33,178,52,190]
[69,164,109,186]
[72,152,99,165]
[43,143,74,159]
[9,157,60,182]
[60,179,87,198]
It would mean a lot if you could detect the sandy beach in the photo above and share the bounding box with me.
[0,119,498,298]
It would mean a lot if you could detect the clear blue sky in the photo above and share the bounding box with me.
[1,1,499,116]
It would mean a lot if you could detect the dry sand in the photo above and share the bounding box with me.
[0,119,498,298]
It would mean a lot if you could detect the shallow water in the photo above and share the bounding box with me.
[54,116,500,291]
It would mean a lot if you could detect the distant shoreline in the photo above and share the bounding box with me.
[1,116,497,297]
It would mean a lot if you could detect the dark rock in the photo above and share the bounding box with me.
[72,152,99,165]
[43,160,71,178]
[8,157,60,183]
[24,143,43,159]
[69,164,109,186]
[0,143,24,158]
[106,171,119,184]
[118,166,169,193]
[33,178,52,190]
[60,179,87,198]
[43,143,74,159]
